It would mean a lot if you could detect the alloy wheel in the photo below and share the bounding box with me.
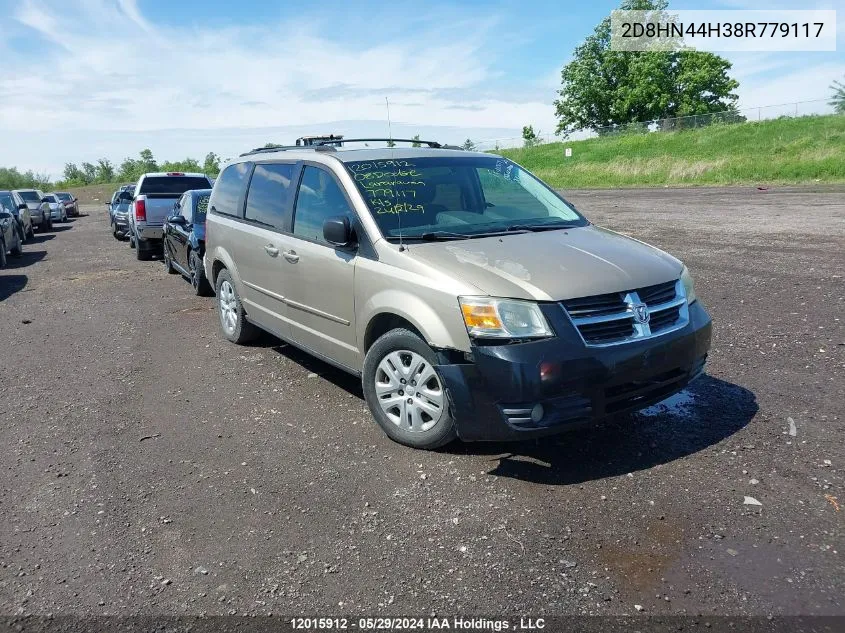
[218,280,238,335]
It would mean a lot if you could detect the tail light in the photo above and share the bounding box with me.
[135,198,146,221]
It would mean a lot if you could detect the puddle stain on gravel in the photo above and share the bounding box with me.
[638,389,697,418]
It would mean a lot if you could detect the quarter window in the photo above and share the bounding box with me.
[244,163,296,229]
[209,162,251,217]
[292,166,352,243]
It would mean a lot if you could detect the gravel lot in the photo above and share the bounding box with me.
[0,187,842,618]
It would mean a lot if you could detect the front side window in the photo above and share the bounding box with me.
[345,157,586,239]
[244,163,295,229]
[209,162,252,217]
[178,195,192,223]
[292,166,352,243]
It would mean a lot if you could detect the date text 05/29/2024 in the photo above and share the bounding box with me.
[290,617,547,631]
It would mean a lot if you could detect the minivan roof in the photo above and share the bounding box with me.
[233,147,494,164]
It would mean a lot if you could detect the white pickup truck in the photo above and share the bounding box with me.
[128,172,213,260]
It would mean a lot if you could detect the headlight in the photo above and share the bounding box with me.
[459,296,554,339]
[680,265,696,304]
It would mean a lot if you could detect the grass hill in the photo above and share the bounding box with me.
[498,114,845,188]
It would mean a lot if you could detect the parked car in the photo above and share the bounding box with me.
[42,194,68,223]
[13,189,52,231]
[162,189,213,295]
[0,207,23,268]
[110,190,133,240]
[0,190,33,242]
[54,191,79,217]
[128,172,213,261]
[203,142,712,449]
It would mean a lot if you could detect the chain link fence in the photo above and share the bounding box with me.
[474,98,834,151]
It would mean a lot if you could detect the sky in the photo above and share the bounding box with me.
[0,0,843,179]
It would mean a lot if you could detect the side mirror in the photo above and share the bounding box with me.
[323,216,354,247]
[169,215,186,225]
[18,202,27,210]
[41,197,50,203]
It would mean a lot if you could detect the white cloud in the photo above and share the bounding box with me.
[0,0,560,176]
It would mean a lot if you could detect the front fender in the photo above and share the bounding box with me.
[359,290,471,353]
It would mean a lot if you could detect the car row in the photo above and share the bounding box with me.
[0,188,78,268]
[118,140,712,450]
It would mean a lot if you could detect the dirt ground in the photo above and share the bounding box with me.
[0,186,842,618]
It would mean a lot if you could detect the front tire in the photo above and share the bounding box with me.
[27,222,34,240]
[362,328,457,450]
[215,269,257,344]
[10,230,22,257]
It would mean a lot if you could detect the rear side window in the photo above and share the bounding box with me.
[292,166,352,244]
[209,163,252,217]
[194,194,210,223]
[138,176,211,195]
[244,163,296,229]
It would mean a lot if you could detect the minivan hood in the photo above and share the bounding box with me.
[404,225,682,301]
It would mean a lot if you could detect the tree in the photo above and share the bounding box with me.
[118,157,140,182]
[81,162,97,184]
[461,138,477,151]
[522,125,541,148]
[203,152,221,176]
[139,149,157,172]
[830,76,845,114]
[411,135,422,148]
[63,163,85,184]
[96,158,115,182]
[553,0,740,135]
[386,139,396,148]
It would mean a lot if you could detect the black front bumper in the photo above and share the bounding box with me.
[436,301,712,442]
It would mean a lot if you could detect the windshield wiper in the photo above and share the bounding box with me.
[384,231,472,242]
[504,222,579,232]
[417,231,472,241]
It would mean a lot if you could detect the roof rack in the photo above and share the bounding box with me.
[314,138,444,148]
[238,145,337,157]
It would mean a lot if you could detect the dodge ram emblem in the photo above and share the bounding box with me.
[631,303,650,324]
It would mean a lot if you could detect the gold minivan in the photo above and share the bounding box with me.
[204,140,711,449]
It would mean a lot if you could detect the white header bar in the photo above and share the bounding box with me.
[611,10,837,52]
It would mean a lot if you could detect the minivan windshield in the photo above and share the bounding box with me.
[345,157,587,239]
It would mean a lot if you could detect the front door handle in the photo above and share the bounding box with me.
[264,244,279,257]
[283,250,300,263]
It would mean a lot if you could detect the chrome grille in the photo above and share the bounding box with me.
[562,279,689,347]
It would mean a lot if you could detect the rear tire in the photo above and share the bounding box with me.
[362,328,457,450]
[27,223,34,240]
[189,249,212,296]
[162,241,177,273]
[135,238,152,261]
[215,269,257,344]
